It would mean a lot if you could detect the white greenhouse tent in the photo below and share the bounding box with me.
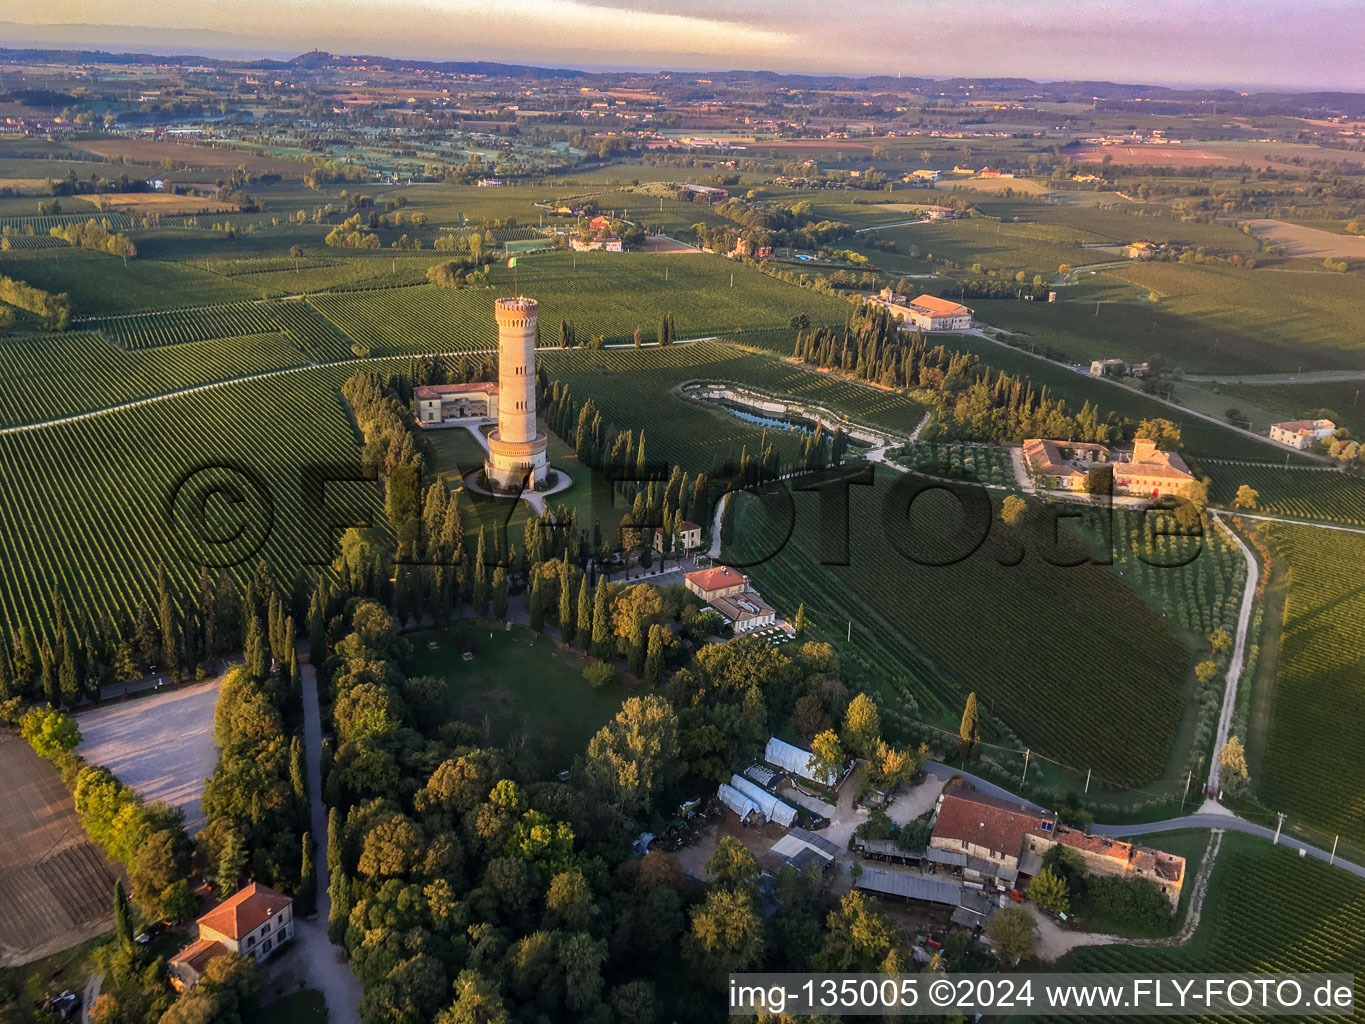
[728,774,798,827]
[717,783,761,822]
[765,736,839,788]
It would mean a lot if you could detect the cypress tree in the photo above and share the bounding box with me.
[794,603,807,639]
[644,624,664,686]
[299,832,317,916]
[575,576,591,648]
[244,615,269,681]
[327,806,342,875]
[557,558,573,633]
[528,573,545,631]
[40,641,58,708]
[959,692,980,760]
[591,579,611,660]
[113,880,134,953]
[492,568,508,620]
[627,614,646,676]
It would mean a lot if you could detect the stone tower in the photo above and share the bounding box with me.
[485,297,549,489]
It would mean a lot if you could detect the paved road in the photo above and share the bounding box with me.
[1185,371,1365,385]
[295,663,363,1024]
[1206,513,1259,795]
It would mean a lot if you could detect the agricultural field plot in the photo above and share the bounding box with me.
[539,343,812,472]
[1204,463,1365,526]
[75,677,222,836]
[975,200,1259,252]
[942,177,1052,195]
[0,330,309,427]
[307,251,851,355]
[68,137,308,176]
[74,193,242,215]
[728,475,1194,787]
[0,249,259,314]
[1254,526,1365,849]
[0,232,70,250]
[0,733,119,967]
[1102,262,1365,373]
[1051,834,1364,1024]
[86,299,312,350]
[1241,218,1365,259]
[0,366,382,640]
[1216,379,1365,438]
[928,330,1294,461]
[0,211,136,234]
[867,219,1117,277]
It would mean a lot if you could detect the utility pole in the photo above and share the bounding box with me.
[1329,835,1339,865]
[846,621,851,642]
[1273,812,1285,845]
[1021,748,1030,784]
[1181,769,1192,808]
[1084,768,1091,793]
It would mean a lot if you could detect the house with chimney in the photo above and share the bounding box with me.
[168,883,294,991]
[683,565,781,635]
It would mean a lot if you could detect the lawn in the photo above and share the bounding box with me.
[260,989,328,1024]
[1217,379,1365,438]
[406,623,634,761]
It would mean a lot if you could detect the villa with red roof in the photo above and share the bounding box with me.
[1268,418,1335,450]
[1022,437,1195,498]
[168,883,294,991]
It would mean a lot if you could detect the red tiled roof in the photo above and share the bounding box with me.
[655,520,702,534]
[170,938,228,974]
[684,565,744,593]
[908,294,971,317]
[933,781,1054,858]
[413,382,498,400]
[196,882,292,941]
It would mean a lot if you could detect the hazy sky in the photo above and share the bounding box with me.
[4,0,1363,90]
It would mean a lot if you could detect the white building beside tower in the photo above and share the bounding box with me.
[484,297,550,489]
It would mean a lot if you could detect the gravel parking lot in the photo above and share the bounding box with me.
[75,677,222,836]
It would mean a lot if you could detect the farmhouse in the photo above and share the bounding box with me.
[708,590,777,634]
[1089,359,1126,377]
[570,235,623,251]
[682,183,729,202]
[169,883,293,991]
[910,168,941,182]
[683,565,749,602]
[929,781,1055,885]
[414,382,499,424]
[654,519,703,552]
[1020,826,1186,910]
[902,294,973,331]
[1022,438,1194,497]
[1125,241,1163,259]
[1269,418,1336,450]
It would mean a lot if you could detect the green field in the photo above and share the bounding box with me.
[0,248,260,314]
[728,473,1195,787]
[305,250,850,355]
[1254,525,1365,850]
[406,623,634,759]
[1217,379,1365,438]
[1103,262,1365,374]
[1052,833,1364,1024]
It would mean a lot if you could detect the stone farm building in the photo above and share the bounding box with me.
[654,520,703,553]
[928,782,1185,909]
[684,564,780,634]
[169,883,294,991]
[873,291,974,332]
[415,382,499,425]
[1269,418,1336,450]
[1022,437,1194,497]
[1021,826,1185,910]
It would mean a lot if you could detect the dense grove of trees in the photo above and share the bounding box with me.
[793,303,1185,447]
[0,273,72,329]
[50,217,138,259]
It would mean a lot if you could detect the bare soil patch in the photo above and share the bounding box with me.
[1071,146,1224,167]
[74,193,241,215]
[69,138,305,176]
[0,733,119,967]
[948,177,1051,195]
[1242,219,1365,260]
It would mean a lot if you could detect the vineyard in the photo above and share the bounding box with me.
[89,301,285,349]
[728,473,1193,786]
[1053,834,1364,1024]
[0,331,310,427]
[305,250,852,355]
[1256,525,1365,848]
[0,365,381,640]
[1204,461,1365,526]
